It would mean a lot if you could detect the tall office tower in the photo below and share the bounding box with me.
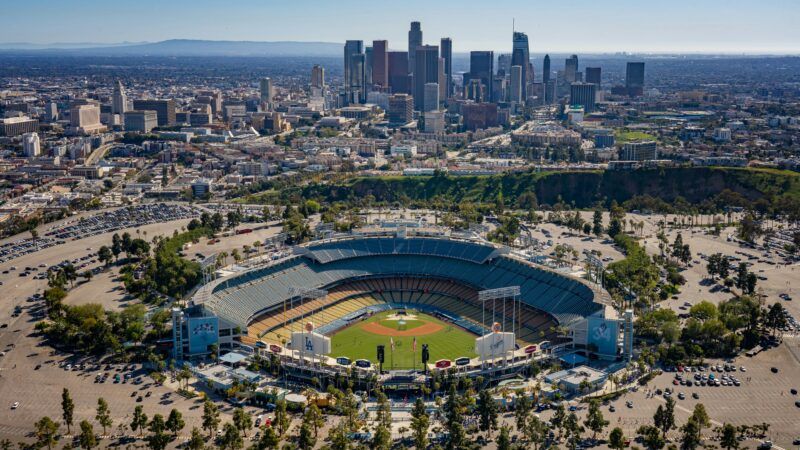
[311,65,325,88]
[112,80,128,115]
[22,132,40,157]
[350,53,367,103]
[565,54,579,82]
[372,40,389,88]
[511,31,532,98]
[132,99,176,126]
[570,82,597,112]
[413,45,439,111]
[438,58,447,102]
[510,65,523,104]
[465,79,485,103]
[468,51,495,102]
[543,54,551,84]
[344,40,365,104]
[497,54,511,77]
[365,46,374,87]
[387,93,413,125]
[388,51,410,94]
[259,78,274,104]
[423,83,439,112]
[408,21,422,69]
[440,38,453,99]
[585,67,602,86]
[625,62,645,96]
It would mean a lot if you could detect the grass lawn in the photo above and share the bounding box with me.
[330,310,477,369]
[615,130,657,143]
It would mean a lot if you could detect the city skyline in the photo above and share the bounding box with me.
[1,0,800,54]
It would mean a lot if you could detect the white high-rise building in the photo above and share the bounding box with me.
[423,110,445,133]
[23,132,41,157]
[112,80,128,115]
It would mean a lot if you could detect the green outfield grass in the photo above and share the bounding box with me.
[330,310,478,369]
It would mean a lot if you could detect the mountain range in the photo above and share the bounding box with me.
[0,39,343,56]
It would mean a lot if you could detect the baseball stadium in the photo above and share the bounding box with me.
[191,229,614,378]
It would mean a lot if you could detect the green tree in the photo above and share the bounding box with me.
[653,398,676,438]
[61,388,75,435]
[680,418,702,450]
[496,425,512,450]
[131,405,148,437]
[255,425,280,450]
[34,417,59,450]
[515,394,532,433]
[563,412,584,450]
[609,427,626,450]
[584,400,609,439]
[187,427,205,450]
[97,246,113,267]
[372,423,391,450]
[525,414,548,450]
[592,209,604,236]
[689,404,710,431]
[166,409,185,436]
[78,421,96,450]
[329,421,351,450]
[297,422,316,450]
[274,399,290,436]
[303,403,324,437]
[477,389,498,437]
[637,425,665,450]
[220,423,244,450]
[95,398,112,436]
[232,408,252,437]
[719,423,739,450]
[410,397,430,450]
[202,400,220,437]
[147,414,171,450]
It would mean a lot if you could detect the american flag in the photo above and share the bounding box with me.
[390,337,395,351]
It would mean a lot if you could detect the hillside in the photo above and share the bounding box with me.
[302,167,800,210]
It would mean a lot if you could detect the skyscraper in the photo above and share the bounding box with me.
[511,31,532,98]
[509,66,522,103]
[112,80,128,115]
[388,51,410,94]
[344,40,365,104]
[423,82,439,112]
[311,65,325,89]
[468,51,495,102]
[570,82,597,112]
[625,62,645,96]
[510,65,523,104]
[408,22,422,69]
[585,67,602,86]
[259,78,274,104]
[440,38,452,100]
[565,55,579,83]
[365,46,373,87]
[543,54,551,84]
[413,45,439,111]
[372,40,389,88]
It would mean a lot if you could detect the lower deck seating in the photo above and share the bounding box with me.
[246,276,557,345]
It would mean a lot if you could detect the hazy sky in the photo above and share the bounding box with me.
[3,0,799,53]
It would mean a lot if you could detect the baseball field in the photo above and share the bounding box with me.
[330,309,478,369]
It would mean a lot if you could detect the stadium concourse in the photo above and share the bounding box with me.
[187,228,622,383]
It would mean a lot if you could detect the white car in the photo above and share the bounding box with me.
[11,402,19,409]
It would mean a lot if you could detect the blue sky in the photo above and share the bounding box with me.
[3,0,799,53]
